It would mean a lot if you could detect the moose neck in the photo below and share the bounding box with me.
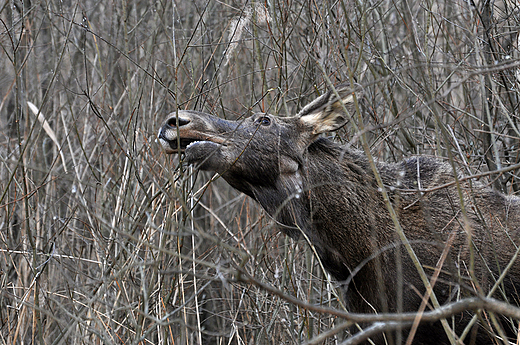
[225,138,393,281]
[304,139,393,280]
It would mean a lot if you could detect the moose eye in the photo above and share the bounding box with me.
[257,116,271,126]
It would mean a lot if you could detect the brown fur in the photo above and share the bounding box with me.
[158,87,520,344]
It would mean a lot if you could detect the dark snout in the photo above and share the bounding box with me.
[157,114,192,154]
[158,110,240,173]
[157,110,236,156]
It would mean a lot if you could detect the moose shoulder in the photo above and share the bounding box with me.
[158,87,520,344]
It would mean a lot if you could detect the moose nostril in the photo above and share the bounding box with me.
[166,117,190,127]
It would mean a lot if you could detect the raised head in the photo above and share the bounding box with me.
[157,86,357,188]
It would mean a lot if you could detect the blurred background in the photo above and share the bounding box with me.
[0,0,519,343]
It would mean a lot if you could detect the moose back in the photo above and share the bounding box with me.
[158,87,520,344]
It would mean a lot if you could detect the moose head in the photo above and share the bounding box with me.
[158,87,357,239]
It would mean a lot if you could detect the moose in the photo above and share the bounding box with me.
[158,86,520,344]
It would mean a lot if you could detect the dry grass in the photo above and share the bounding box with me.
[1,0,519,344]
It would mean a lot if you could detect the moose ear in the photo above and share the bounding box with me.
[297,86,357,135]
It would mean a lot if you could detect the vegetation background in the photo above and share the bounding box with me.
[1,0,519,344]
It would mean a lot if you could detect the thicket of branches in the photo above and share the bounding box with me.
[1,0,519,344]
